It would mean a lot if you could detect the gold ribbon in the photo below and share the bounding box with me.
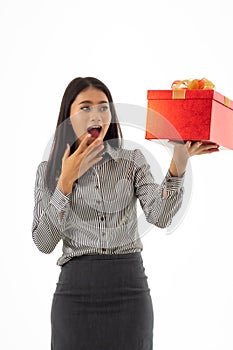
[224,96,230,107]
[171,78,215,90]
[172,89,186,99]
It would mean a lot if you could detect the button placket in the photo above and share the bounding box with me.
[92,168,105,213]
[99,215,107,251]
[99,214,106,240]
[92,167,107,252]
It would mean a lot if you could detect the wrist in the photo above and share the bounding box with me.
[57,176,73,195]
[169,158,187,177]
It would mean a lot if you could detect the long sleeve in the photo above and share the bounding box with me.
[32,161,72,253]
[133,149,185,228]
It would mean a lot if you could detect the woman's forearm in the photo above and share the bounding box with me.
[169,157,187,177]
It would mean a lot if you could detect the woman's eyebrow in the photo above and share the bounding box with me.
[78,100,108,105]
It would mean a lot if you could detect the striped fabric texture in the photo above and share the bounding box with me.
[32,142,185,266]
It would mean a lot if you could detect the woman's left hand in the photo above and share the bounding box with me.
[169,141,219,177]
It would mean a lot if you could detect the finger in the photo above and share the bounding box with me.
[199,148,219,154]
[85,143,105,159]
[191,141,202,148]
[199,141,219,146]
[192,145,219,155]
[199,143,219,151]
[189,142,207,154]
[62,144,70,160]
[82,139,104,158]
[191,141,219,147]
[87,155,103,168]
[75,134,93,154]
[185,141,192,148]
[78,152,103,176]
[78,135,103,155]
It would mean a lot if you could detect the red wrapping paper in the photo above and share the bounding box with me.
[145,89,233,149]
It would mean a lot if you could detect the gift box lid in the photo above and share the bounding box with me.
[147,90,233,110]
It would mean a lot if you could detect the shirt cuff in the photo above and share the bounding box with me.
[50,187,72,211]
[164,170,185,190]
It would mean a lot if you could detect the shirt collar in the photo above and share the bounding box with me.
[103,141,119,161]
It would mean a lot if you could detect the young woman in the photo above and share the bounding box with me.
[32,77,219,350]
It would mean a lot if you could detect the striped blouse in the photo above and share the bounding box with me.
[32,141,185,266]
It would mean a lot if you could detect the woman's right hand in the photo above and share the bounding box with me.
[57,134,104,195]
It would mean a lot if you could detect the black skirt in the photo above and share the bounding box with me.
[51,252,154,350]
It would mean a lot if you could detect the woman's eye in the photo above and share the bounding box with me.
[99,105,109,112]
[81,106,91,112]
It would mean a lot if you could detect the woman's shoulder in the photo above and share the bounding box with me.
[34,161,48,183]
[111,146,146,168]
[116,146,145,159]
[36,160,48,173]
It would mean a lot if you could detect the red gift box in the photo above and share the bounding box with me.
[145,89,233,149]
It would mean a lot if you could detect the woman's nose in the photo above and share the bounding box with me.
[90,112,101,122]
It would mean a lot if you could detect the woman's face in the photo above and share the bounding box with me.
[70,87,111,145]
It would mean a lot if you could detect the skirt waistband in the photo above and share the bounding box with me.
[69,252,142,262]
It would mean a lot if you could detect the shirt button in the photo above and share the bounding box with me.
[95,185,99,189]
[100,216,104,221]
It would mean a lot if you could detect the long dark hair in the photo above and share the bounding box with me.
[45,77,123,193]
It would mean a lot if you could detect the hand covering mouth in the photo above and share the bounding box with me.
[87,125,102,138]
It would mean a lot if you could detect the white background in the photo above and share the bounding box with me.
[1,0,233,349]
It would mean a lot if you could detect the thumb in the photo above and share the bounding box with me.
[63,144,70,160]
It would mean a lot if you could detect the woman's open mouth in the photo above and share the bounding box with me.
[87,125,102,139]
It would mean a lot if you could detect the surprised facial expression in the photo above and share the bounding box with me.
[70,87,111,145]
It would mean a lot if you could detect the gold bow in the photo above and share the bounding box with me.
[171,78,215,90]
